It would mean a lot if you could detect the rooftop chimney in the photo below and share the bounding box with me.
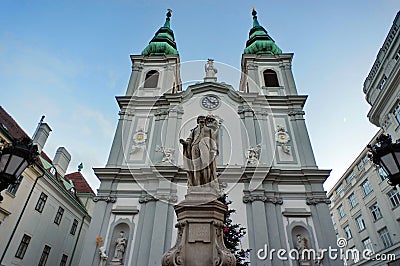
[32,116,52,153]
[53,147,71,177]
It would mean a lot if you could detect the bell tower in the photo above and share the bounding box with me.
[126,9,182,97]
[240,9,297,96]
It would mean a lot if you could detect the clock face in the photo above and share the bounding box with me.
[201,95,220,110]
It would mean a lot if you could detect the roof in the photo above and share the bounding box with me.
[244,9,282,55]
[0,106,30,140]
[142,10,179,56]
[65,172,96,195]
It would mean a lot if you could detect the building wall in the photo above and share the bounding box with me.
[364,12,400,141]
[328,131,400,265]
[0,121,92,266]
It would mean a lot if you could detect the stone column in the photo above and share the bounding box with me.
[243,191,270,266]
[162,187,236,266]
[288,111,317,168]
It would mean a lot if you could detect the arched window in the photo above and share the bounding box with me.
[263,69,279,87]
[144,70,159,88]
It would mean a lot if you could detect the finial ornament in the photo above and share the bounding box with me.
[167,9,172,18]
[252,7,257,17]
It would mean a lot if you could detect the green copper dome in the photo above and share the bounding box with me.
[142,10,178,56]
[244,9,282,55]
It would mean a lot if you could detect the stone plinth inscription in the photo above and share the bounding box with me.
[188,223,211,243]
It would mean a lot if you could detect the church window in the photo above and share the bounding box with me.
[144,70,159,88]
[263,69,279,87]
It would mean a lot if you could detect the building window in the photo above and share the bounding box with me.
[362,179,373,196]
[38,245,51,266]
[15,234,31,259]
[362,238,374,254]
[7,175,23,195]
[387,188,400,208]
[370,202,382,221]
[394,104,400,125]
[346,171,355,184]
[54,207,64,225]
[144,70,159,88]
[363,155,369,164]
[349,246,360,263]
[348,193,358,208]
[378,75,387,90]
[60,254,68,266]
[336,183,344,195]
[344,225,352,239]
[355,215,366,231]
[35,193,48,213]
[329,194,335,203]
[395,48,400,61]
[338,204,345,218]
[378,167,388,181]
[263,69,279,87]
[378,227,393,249]
[357,161,364,171]
[70,219,78,235]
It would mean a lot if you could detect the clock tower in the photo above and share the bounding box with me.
[80,10,340,266]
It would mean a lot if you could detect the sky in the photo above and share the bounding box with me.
[0,0,399,192]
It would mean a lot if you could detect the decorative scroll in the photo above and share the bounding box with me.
[306,197,331,205]
[93,196,116,203]
[242,194,283,204]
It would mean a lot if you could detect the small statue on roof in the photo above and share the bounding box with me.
[78,163,83,172]
[204,59,218,82]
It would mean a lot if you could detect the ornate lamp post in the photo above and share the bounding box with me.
[0,138,38,201]
[368,134,400,187]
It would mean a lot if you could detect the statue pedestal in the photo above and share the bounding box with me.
[109,259,122,266]
[161,188,236,266]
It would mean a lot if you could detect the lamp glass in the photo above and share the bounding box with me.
[381,153,399,176]
[14,161,28,177]
[5,155,24,175]
[0,154,10,172]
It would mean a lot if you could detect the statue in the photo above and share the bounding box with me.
[98,246,108,261]
[180,115,218,186]
[296,234,311,266]
[246,144,261,165]
[111,231,127,264]
[204,59,218,82]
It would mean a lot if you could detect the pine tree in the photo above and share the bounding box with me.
[218,194,250,265]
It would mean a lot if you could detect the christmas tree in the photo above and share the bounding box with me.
[218,194,250,265]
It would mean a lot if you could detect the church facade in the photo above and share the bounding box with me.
[80,10,339,266]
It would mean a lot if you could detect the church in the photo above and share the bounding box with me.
[79,9,339,266]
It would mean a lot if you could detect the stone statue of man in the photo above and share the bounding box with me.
[112,231,127,263]
[180,115,218,186]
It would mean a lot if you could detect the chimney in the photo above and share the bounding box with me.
[53,147,71,177]
[32,119,52,154]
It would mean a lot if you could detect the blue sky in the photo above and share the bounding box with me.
[1,1,399,191]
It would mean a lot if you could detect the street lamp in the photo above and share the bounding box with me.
[368,134,400,187]
[0,138,38,201]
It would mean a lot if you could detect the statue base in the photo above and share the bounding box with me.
[108,259,122,266]
[161,188,236,266]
